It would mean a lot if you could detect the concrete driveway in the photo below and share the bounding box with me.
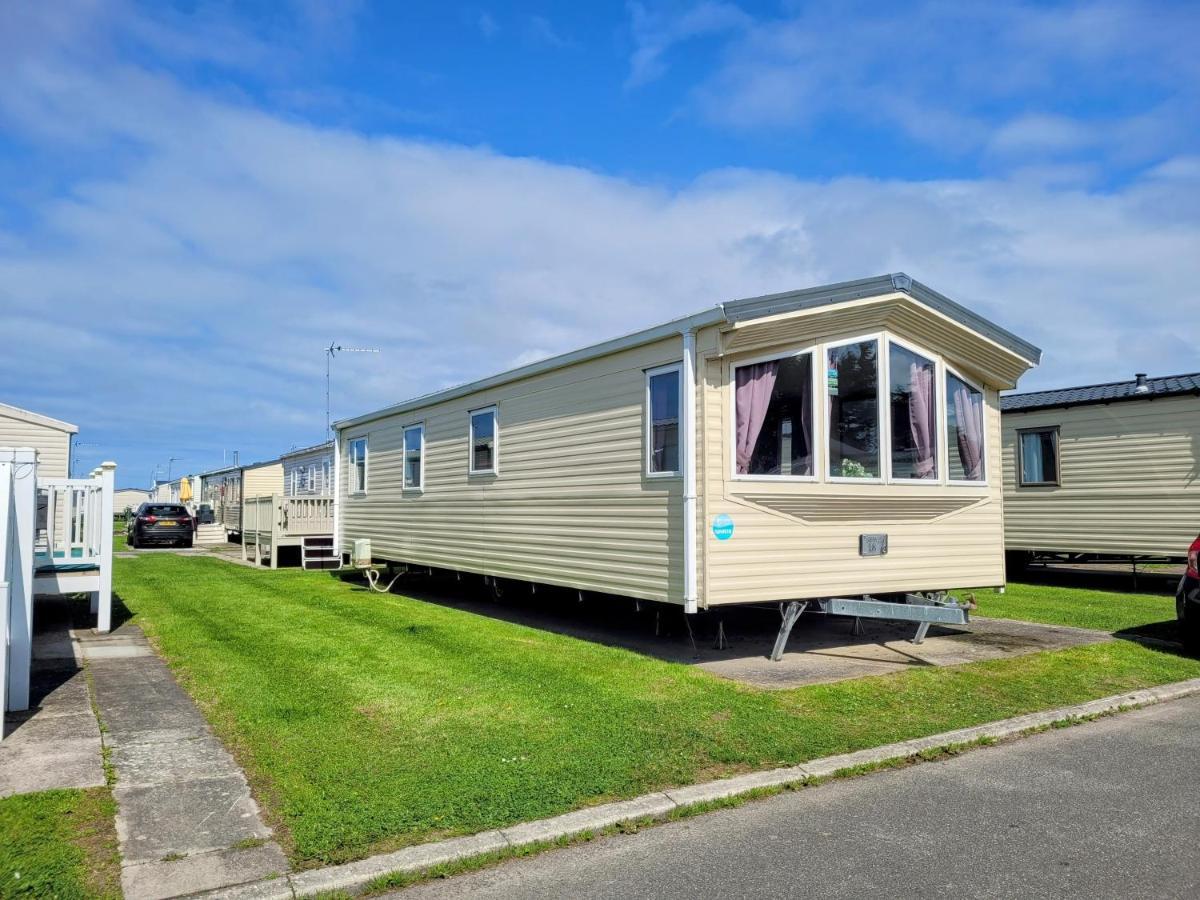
[399,575,1111,688]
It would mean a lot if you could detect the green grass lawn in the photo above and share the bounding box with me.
[973,581,1177,634]
[112,555,1200,868]
[0,788,120,899]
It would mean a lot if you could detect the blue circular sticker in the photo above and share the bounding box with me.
[711,514,735,541]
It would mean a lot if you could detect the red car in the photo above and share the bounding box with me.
[1178,535,1200,654]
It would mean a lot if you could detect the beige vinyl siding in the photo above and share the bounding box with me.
[243,461,284,498]
[699,314,1006,607]
[282,447,332,496]
[114,489,150,513]
[340,338,684,603]
[0,411,73,478]
[1002,394,1200,557]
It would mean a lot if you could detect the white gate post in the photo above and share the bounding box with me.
[3,448,36,712]
[1,458,10,730]
[97,462,116,633]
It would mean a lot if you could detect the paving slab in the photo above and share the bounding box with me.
[0,622,105,797]
[122,845,290,900]
[86,623,287,895]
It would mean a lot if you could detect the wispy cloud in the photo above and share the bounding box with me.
[626,1,1200,173]
[526,15,575,49]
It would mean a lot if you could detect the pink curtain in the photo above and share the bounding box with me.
[954,387,984,479]
[735,361,778,474]
[908,362,936,478]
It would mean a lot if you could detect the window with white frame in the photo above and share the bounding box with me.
[646,365,681,475]
[348,437,368,493]
[469,408,497,474]
[946,373,986,482]
[889,343,938,480]
[404,424,424,489]
[733,352,814,478]
[827,339,881,479]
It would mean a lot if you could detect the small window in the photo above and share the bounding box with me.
[889,343,938,480]
[733,353,814,477]
[470,408,497,474]
[647,365,681,475]
[947,373,986,482]
[404,424,424,490]
[1018,427,1059,486]
[348,437,368,493]
[827,339,881,479]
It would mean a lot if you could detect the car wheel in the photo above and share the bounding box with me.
[181,538,194,549]
[128,534,138,549]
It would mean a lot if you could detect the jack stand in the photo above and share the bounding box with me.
[683,611,699,658]
[714,620,729,651]
[911,621,931,644]
[851,616,865,637]
[770,601,807,662]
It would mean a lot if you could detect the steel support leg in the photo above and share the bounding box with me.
[911,621,931,644]
[770,601,807,661]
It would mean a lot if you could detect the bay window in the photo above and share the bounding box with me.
[827,339,881,479]
[733,353,814,477]
[946,373,986,482]
[889,343,938,480]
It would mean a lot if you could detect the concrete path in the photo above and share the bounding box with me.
[0,620,105,797]
[81,623,288,900]
[397,692,1200,900]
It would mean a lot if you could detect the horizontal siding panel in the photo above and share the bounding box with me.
[1002,395,1199,555]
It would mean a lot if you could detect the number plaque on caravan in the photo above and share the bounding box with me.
[859,534,888,557]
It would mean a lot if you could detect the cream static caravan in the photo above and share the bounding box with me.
[333,275,1039,629]
[1002,373,1200,563]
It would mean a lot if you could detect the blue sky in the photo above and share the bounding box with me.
[1,0,1198,485]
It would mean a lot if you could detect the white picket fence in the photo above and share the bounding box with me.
[2,448,115,736]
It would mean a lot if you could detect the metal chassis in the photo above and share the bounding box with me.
[769,594,971,661]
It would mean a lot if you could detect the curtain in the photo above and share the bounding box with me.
[799,365,812,474]
[735,361,778,474]
[953,387,984,479]
[908,362,936,478]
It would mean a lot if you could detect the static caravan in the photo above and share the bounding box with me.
[114,488,151,516]
[1002,372,1200,564]
[0,401,77,478]
[199,465,244,533]
[281,442,333,496]
[334,274,1039,646]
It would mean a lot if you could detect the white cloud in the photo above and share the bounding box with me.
[627,1,1200,169]
[1,3,1197,479]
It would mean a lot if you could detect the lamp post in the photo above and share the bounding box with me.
[167,457,182,481]
[325,343,380,436]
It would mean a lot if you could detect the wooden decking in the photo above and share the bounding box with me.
[241,495,337,569]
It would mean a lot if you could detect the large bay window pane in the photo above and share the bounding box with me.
[889,344,938,479]
[946,374,985,481]
[648,367,680,474]
[827,340,880,478]
[734,354,813,476]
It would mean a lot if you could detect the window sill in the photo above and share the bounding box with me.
[646,471,682,479]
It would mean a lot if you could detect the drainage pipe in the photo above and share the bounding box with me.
[681,328,698,614]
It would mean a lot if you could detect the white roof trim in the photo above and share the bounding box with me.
[0,401,79,434]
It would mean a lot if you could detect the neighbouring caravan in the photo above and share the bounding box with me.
[0,401,77,478]
[114,488,151,516]
[281,442,333,496]
[1001,372,1200,563]
[334,274,1039,640]
[199,465,242,530]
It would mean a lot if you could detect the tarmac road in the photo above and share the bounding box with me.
[394,693,1200,899]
